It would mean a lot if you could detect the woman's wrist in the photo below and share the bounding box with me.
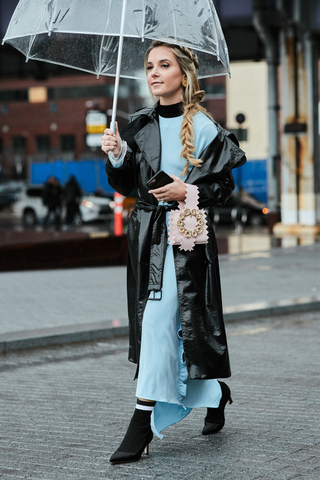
[108,141,127,164]
[179,184,187,202]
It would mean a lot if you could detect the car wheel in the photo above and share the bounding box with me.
[249,213,263,227]
[22,209,37,226]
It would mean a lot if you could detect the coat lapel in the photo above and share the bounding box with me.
[134,117,161,175]
[186,126,246,184]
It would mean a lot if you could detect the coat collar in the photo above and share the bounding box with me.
[120,103,246,178]
[132,103,161,174]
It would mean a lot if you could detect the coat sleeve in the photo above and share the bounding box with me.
[104,146,136,196]
[188,129,246,208]
[191,170,235,209]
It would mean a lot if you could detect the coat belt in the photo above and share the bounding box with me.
[134,197,176,299]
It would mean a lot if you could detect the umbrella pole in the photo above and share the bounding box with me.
[110,0,128,134]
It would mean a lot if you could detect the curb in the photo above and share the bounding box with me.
[0,321,129,354]
[223,296,320,322]
[1,298,320,354]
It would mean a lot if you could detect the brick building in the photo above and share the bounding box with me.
[0,73,144,178]
[0,70,226,180]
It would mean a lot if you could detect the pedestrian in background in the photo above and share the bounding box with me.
[64,175,82,225]
[102,41,246,464]
[42,176,62,227]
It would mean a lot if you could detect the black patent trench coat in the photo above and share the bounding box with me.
[105,104,246,380]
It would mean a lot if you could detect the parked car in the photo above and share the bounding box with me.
[207,190,269,227]
[94,190,136,222]
[0,181,24,211]
[13,185,115,226]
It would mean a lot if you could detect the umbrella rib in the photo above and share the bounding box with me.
[169,0,178,41]
[26,34,37,62]
[59,8,70,24]
[141,0,145,41]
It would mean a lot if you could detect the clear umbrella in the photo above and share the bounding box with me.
[2,0,230,131]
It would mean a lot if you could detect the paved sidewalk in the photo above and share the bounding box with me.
[0,310,319,479]
[0,243,319,351]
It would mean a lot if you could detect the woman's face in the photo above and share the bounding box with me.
[146,46,185,105]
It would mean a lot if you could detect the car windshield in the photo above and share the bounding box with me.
[0,182,24,193]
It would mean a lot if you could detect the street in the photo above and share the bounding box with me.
[1,310,320,479]
[1,209,319,257]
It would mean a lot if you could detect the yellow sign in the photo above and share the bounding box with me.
[86,111,107,134]
[87,124,107,134]
[29,87,48,103]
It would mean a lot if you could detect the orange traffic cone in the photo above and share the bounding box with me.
[114,192,124,236]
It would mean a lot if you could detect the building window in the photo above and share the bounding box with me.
[28,87,48,103]
[229,128,248,142]
[36,136,50,153]
[48,85,114,100]
[49,102,58,114]
[1,104,9,115]
[12,136,26,154]
[205,84,226,97]
[0,90,28,102]
[60,135,75,152]
[0,81,139,104]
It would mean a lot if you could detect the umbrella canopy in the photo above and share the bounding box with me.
[3,0,230,134]
[2,0,230,80]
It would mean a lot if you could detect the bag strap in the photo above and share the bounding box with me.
[182,184,200,210]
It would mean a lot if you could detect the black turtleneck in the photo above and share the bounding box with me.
[158,102,183,118]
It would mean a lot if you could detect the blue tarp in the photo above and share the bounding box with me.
[30,159,115,194]
[233,159,267,203]
[31,158,268,203]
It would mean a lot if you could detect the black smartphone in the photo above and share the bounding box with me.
[147,170,174,189]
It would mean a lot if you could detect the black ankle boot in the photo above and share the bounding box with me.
[202,381,233,435]
[110,408,153,464]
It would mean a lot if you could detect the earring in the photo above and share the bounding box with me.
[182,78,187,87]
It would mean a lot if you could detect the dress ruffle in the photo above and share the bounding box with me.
[177,328,188,407]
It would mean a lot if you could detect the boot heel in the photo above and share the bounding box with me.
[202,381,232,435]
[144,444,150,455]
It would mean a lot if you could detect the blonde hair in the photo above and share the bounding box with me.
[144,41,211,176]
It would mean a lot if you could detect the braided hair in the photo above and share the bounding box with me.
[144,41,212,176]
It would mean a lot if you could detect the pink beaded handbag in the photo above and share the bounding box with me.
[168,184,208,252]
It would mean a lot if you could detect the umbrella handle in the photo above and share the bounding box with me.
[110,0,128,134]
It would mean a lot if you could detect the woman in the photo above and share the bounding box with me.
[102,41,246,465]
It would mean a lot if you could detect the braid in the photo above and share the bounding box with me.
[144,41,214,176]
[180,102,200,176]
[178,46,200,69]
[180,90,207,176]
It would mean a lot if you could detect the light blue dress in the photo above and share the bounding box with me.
[135,112,222,439]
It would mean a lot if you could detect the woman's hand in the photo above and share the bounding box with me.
[101,123,122,157]
[148,175,186,203]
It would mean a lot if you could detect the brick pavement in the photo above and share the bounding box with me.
[0,310,319,479]
[0,266,128,334]
[0,243,319,337]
